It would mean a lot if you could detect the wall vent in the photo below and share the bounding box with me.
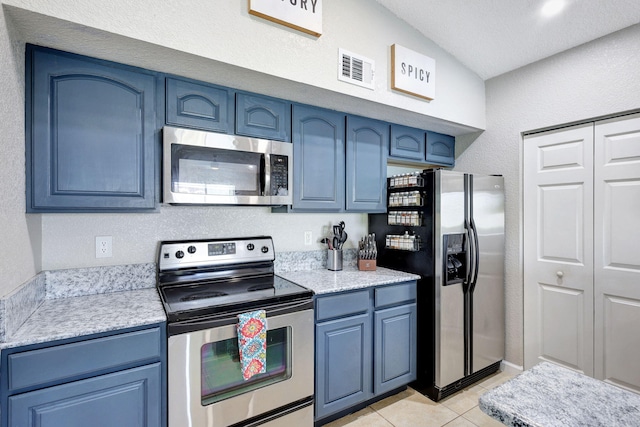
[338,48,375,90]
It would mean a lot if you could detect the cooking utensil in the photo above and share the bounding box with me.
[339,221,347,248]
[331,222,348,250]
[321,237,333,250]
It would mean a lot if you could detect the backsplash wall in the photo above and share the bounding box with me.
[41,206,368,270]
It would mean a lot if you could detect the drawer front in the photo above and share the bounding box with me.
[316,290,370,321]
[8,327,162,391]
[374,281,417,309]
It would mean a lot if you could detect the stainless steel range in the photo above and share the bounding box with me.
[157,236,314,427]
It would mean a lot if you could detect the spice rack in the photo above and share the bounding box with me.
[386,172,426,228]
[383,172,427,251]
[385,232,421,251]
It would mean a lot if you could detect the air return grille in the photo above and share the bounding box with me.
[338,48,375,90]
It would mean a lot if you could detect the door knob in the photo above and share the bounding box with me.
[556,271,564,278]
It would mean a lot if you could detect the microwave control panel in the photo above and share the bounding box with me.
[270,154,289,196]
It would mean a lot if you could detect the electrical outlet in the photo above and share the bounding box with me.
[96,236,113,258]
[304,231,312,246]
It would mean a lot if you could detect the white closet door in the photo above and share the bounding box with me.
[523,124,594,375]
[594,113,640,392]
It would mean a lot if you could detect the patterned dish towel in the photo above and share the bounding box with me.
[237,309,267,380]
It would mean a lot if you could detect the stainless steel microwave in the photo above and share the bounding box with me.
[163,126,292,206]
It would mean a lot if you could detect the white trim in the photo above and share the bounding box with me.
[501,360,524,375]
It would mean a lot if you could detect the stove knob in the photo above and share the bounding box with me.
[175,250,184,259]
[261,246,269,254]
[188,245,196,254]
[247,243,255,251]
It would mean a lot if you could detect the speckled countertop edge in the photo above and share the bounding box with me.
[0,288,165,350]
[479,362,640,427]
[278,266,420,295]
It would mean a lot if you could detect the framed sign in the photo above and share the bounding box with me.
[249,0,322,37]
[391,44,436,101]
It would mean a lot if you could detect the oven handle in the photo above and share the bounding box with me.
[167,298,314,336]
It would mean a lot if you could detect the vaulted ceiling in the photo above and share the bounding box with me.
[375,0,640,80]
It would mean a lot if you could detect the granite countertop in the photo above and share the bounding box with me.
[479,362,640,427]
[0,288,166,350]
[0,260,417,351]
[278,266,420,295]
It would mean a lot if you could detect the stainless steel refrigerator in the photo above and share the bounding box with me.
[369,169,505,401]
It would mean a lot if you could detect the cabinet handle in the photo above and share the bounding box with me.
[556,271,564,278]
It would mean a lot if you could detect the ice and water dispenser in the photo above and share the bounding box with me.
[443,233,467,285]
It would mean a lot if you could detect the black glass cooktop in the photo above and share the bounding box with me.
[159,274,313,321]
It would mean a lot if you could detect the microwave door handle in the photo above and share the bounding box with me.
[260,154,267,196]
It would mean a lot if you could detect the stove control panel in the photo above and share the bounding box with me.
[158,236,275,271]
[207,242,236,256]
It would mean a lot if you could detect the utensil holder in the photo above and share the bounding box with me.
[327,249,343,271]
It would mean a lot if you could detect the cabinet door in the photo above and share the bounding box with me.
[236,92,291,141]
[390,124,425,161]
[426,131,455,166]
[9,363,162,427]
[166,77,233,133]
[346,116,388,212]
[315,313,372,420]
[292,104,345,211]
[374,304,417,395]
[27,45,158,212]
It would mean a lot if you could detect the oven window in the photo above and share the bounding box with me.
[171,144,262,196]
[200,327,291,405]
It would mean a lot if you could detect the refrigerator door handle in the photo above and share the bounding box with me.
[464,219,474,287]
[469,217,480,293]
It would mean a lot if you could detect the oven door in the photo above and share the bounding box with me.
[168,305,314,427]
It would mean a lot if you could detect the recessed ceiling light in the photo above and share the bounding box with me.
[541,0,566,17]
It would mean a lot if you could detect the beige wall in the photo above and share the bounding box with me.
[455,23,640,367]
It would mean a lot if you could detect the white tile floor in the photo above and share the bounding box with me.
[324,371,513,427]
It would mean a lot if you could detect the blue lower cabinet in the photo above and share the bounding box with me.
[315,313,373,420]
[0,324,166,427]
[314,282,417,423]
[374,303,417,395]
[9,363,161,427]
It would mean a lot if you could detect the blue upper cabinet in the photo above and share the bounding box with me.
[292,104,345,211]
[165,77,234,133]
[26,45,159,212]
[236,92,291,141]
[346,116,388,212]
[426,131,455,166]
[390,124,455,167]
[390,124,425,161]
